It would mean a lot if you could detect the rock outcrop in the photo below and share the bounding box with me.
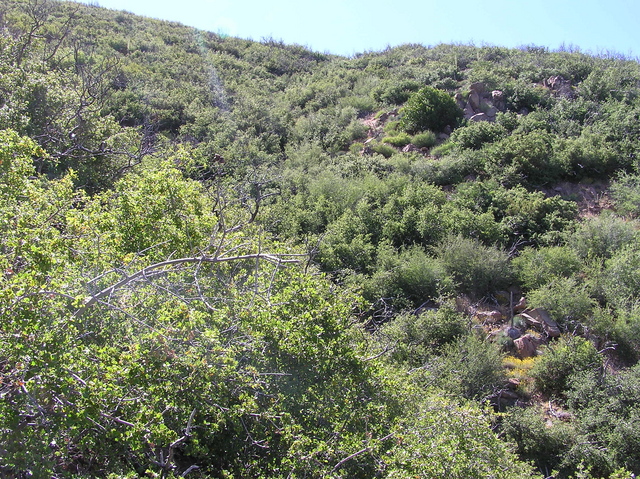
[460,81,506,122]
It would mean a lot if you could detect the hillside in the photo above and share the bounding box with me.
[1,1,640,477]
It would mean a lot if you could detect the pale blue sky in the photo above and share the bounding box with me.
[80,0,640,58]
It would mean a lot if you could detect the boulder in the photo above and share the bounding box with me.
[505,326,522,340]
[529,308,561,337]
[454,92,466,110]
[470,82,485,94]
[468,90,481,111]
[544,75,574,98]
[520,308,561,337]
[463,103,476,119]
[491,90,506,111]
[477,310,503,324]
[513,296,527,313]
[514,334,538,358]
[402,144,419,153]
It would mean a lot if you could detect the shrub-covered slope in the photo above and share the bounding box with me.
[1,1,640,477]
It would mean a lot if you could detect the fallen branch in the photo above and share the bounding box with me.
[75,253,302,317]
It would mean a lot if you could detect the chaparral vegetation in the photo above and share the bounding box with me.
[1,1,640,477]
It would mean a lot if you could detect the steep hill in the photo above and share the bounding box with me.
[1,1,640,477]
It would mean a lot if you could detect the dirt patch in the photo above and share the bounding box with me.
[541,180,613,218]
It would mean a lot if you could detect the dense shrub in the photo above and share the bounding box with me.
[427,333,506,400]
[602,245,640,308]
[566,366,640,476]
[363,244,453,307]
[435,235,513,298]
[513,246,581,291]
[411,130,437,148]
[527,277,595,328]
[450,121,508,150]
[399,86,463,133]
[569,213,637,259]
[377,304,468,366]
[610,172,640,217]
[382,132,411,147]
[502,407,574,475]
[530,335,602,396]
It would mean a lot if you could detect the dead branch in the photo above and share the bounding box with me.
[75,253,302,317]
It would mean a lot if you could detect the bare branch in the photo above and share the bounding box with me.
[75,253,302,317]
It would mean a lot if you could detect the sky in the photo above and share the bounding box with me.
[78,0,640,58]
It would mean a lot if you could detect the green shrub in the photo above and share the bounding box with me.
[530,335,602,396]
[377,304,468,366]
[569,213,637,259]
[435,235,512,298]
[371,142,397,158]
[382,132,411,147]
[483,130,567,185]
[411,130,437,148]
[502,407,574,474]
[513,246,581,291]
[430,141,458,158]
[399,86,463,133]
[602,245,640,308]
[610,172,640,218]
[566,366,640,476]
[427,333,506,400]
[371,79,422,105]
[363,245,453,307]
[450,121,508,150]
[528,277,594,328]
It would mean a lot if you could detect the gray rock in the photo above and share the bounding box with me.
[468,90,481,111]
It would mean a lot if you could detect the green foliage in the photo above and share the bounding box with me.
[376,303,468,366]
[530,335,602,396]
[371,142,397,158]
[566,366,640,476]
[363,244,453,307]
[513,246,582,291]
[602,244,640,308]
[3,4,640,476]
[450,121,508,150]
[528,277,595,328]
[426,333,506,400]
[399,86,463,133]
[483,130,567,185]
[569,213,637,259]
[382,132,411,147]
[503,407,575,475]
[610,172,640,217]
[435,235,513,298]
[410,130,437,148]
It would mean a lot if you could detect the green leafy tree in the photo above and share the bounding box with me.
[399,86,462,133]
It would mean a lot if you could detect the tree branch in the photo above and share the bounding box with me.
[75,253,302,317]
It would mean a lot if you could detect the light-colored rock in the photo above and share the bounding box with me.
[402,144,419,153]
[464,103,476,119]
[477,310,503,323]
[454,92,466,110]
[491,90,506,111]
[528,308,561,337]
[514,297,527,313]
[514,334,538,358]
